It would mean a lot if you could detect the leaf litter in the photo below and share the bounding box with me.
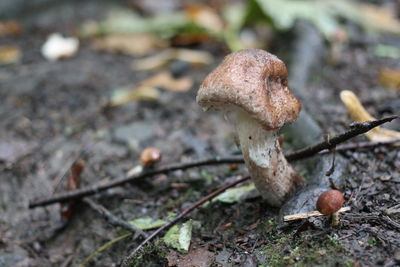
[91,33,168,56]
[163,220,193,253]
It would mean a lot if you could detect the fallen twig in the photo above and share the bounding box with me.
[286,115,398,161]
[283,206,351,221]
[83,198,148,238]
[346,212,400,231]
[28,116,398,208]
[317,138,400,154]
[120,175,250,266]
[29,157,242,208]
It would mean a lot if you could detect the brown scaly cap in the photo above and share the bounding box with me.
[316,190,345,215]
[197,49,301,130]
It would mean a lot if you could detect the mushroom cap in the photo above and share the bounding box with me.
[196,49,301,130]
[140,147,162,167]
[316,190,345,215]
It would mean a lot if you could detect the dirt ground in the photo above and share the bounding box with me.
[0,1,399,266]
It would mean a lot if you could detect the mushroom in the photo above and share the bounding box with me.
[140,147,162,168]
[316,189,345,226]
[197,49,303,207]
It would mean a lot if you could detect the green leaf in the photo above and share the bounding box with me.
[254,0,400,38]
[254,0,341,38]
[223,4,247,31]
[163,220,193,253]
[213,183,259,203]
[222,4,247,51]
[129,217,166,230]
[80,9,201,38]
[167,212,177,220]
[372,44,400,59]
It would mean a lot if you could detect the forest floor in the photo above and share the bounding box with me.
[0,0,399,266]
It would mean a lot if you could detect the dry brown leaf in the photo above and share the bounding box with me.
[174,49,214,66]
[340,90,400,145]
[110,71,192,106]
[171,32,212,46]
[361,5,400,35]
[0,46,21,64]
[110,86,160,107]
[131,49,174,70]
[140,71,193,92]
[166,246,215,267]
[131,48,213,71]
[92,33,168,56]
[60,161,84,221]
[185,5,224,34]
[379,68,400,91]
[0,20,22,37]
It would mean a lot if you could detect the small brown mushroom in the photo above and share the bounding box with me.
[316,189,345,226]
[140,147,162,168]
[197,49,303,207]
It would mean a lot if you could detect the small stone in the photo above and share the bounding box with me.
[170,60,190,78]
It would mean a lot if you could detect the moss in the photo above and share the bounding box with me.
[368,237,377,247]
[129,240,168,267]
[259,229,353,267]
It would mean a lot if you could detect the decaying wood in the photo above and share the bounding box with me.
[283,206,351,221]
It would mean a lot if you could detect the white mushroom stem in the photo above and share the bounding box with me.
[330,212,340,226]
[235,111,301,207]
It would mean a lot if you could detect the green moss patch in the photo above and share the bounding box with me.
[259,231,353,267]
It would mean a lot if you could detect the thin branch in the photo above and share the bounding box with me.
[346,212,400,231]
[29,157,242,208]
[83,198,148,238]
[285,115,398,161]
[28,116,398,208]
[120,175,250,267]
[318,137,400,154]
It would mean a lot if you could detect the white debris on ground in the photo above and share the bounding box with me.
[41,33,79,61]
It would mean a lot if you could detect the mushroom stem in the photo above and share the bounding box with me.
[330,212,340,226]
[235,111,302,207]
